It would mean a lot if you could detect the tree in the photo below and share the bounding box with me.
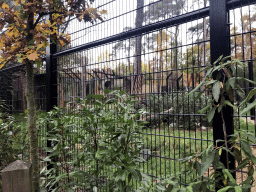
[144,0,185,90]
[230,13,256,61]
[0,0,105,191]
[182,44,210,89]
[132,0,144,95]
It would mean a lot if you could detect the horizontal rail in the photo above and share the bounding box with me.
[53,7,210,57]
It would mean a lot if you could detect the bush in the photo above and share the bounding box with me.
[145,92,212,129]
[0,101,24,189]
[40,90,147,191]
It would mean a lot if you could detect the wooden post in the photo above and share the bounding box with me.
[1,160,32,192]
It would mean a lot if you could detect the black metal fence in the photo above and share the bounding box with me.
[1,0,256,190]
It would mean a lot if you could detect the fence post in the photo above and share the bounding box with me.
[1,160,32,192]
[45,14,58,190]
[210,0,235,190]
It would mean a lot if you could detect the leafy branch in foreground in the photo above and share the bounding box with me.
[184,55,256,191]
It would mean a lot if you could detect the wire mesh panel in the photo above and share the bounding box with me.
[0,0,256,190]
[229,2,256,187]
[0,63,47,169]
[55,0,215,189]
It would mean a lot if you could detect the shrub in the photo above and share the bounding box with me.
[145,92,212,129]
[0,101,23,189]
[40,90,147,191]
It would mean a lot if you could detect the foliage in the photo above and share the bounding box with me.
[184,55,256,191]
[144,130,256,192]
[0,101,25,190]
[188,55,256,121]
[0,0,106,190]
[0,0,106,67]
[145,92,212,129]
[40,90,148,191]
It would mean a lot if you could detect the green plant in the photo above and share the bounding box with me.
[0,101,24,190]
[40,90,148,191]
[146,92,212,129]
[133,56,256,192]
[183,55,256,191]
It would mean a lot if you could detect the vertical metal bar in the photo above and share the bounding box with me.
[46,14,58,191]
[210,0,235,190]
[46,26,58,111]
[248,58,255,120]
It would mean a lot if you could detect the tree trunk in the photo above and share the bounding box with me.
[25,61,39,192]
[172,25,179,90]
[157,30,163,93]
[26,5,39,191]
[132,0,144,95]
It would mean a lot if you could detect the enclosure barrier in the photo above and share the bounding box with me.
[0,0,256,191]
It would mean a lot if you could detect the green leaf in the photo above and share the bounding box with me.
[237,77,256,86]
[221,55,232,63]
[240,99,256,116]
[207,107,216,122]
[194,161,201,175]
[222,169,236,185]
[223,100,234,108]
[214,55,223,65]
[217,186,232,192]
[130,169,142,182]
[115,170,127,182]
[234,186,242,192]
[64,186,74,192]
[212,81,220,102]
[237,158,249,170]
[186,186,193,192]
[156,185,166,191]
[233,147,242,164]
[187,79,206,96]
[228,77,236,89]
[236,83,245,99]
[199,104,211,114]
[239,88,256,108]
[241,140,252,156]
[200,150,215,177]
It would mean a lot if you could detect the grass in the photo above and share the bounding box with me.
[138,122,213,182]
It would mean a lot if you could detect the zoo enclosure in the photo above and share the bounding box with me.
[1,0,256,188]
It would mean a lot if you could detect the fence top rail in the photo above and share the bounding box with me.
[53,0,256,58]
[53,6,210,58]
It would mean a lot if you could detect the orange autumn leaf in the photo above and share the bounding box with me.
[28,52,39,61]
